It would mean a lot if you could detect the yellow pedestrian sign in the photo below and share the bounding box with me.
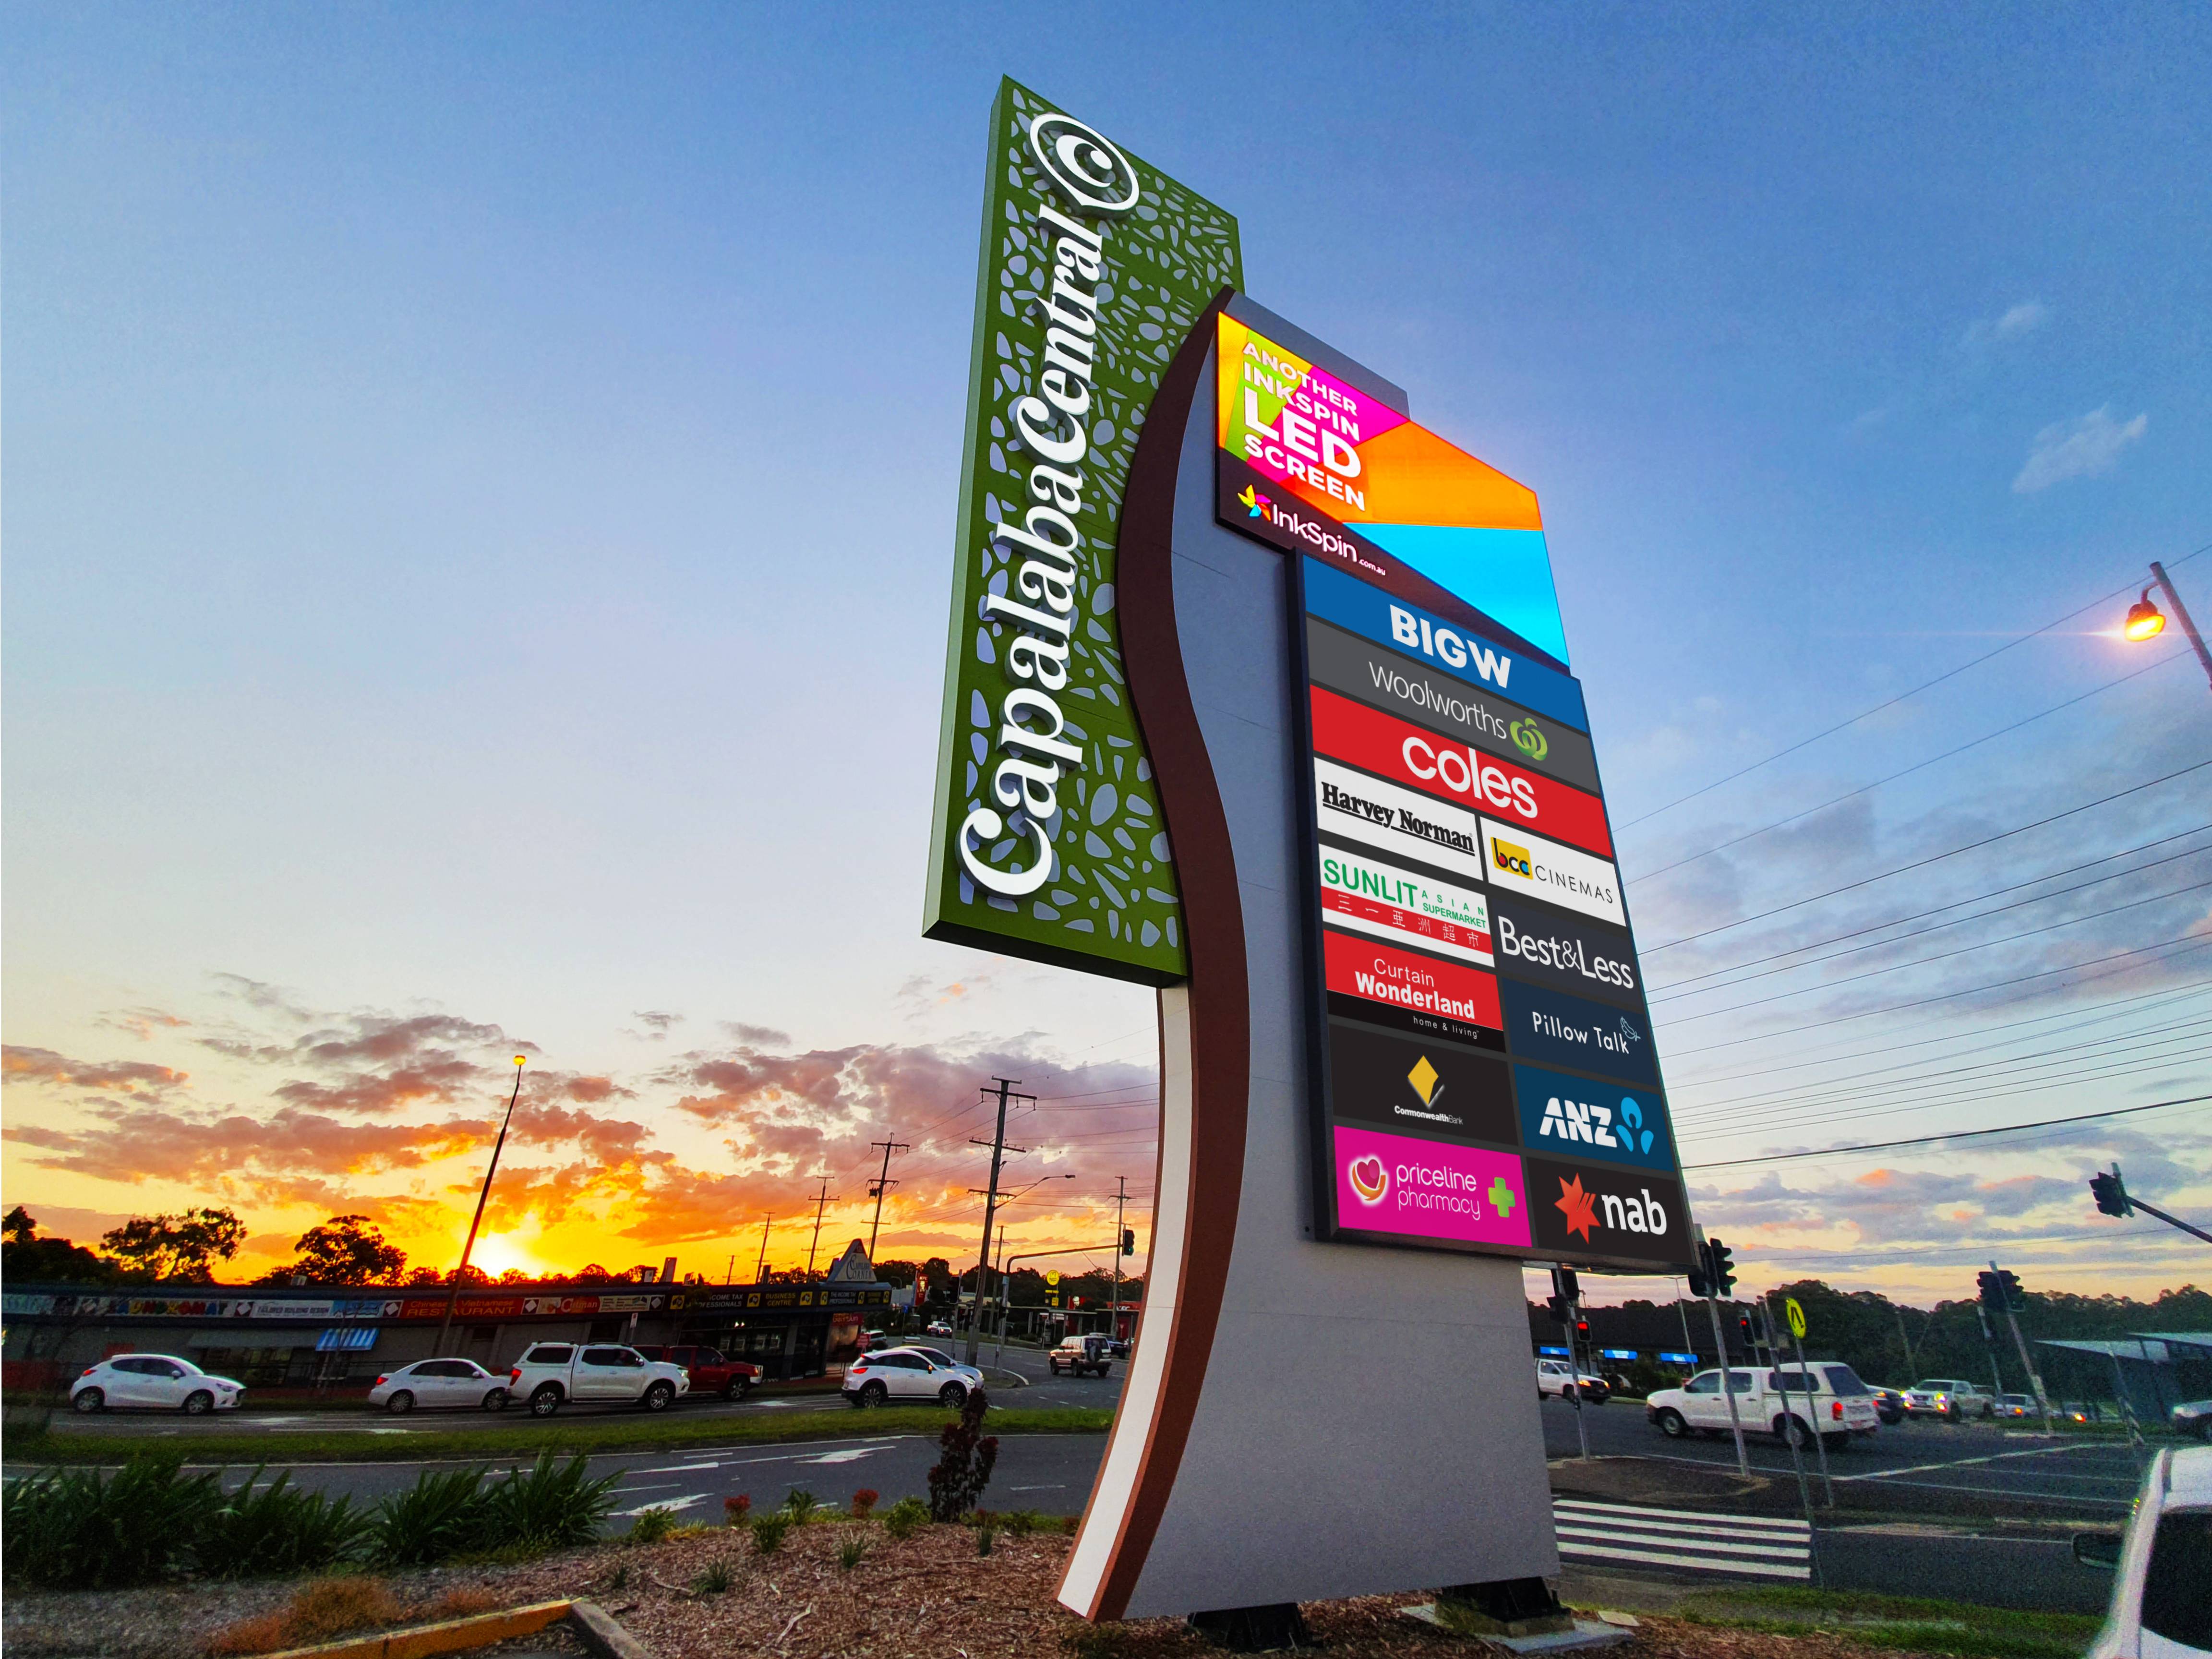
[1784,1297,1807,1340]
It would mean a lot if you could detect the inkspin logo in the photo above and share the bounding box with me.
[1510,718,1548,762]
[1237,482,1276,521]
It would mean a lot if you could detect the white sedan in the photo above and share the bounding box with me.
[71,1354,244,1415]
[367,1357,510,1413]
[842,1346,985,1409]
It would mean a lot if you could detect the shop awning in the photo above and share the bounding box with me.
[315,1326,379,1351]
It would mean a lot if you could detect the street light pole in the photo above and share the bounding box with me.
[434,1055,527,1359]
[2127,561,2212,692]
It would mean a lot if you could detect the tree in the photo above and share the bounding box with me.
[282,1215,407,1285]
[571,1263,613,1285]
[873,1260,919,1289]
[100,1208,246,1281]
[403,1265,444,1286]
[0,1210,123,1285]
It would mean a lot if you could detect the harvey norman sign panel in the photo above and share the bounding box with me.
[923,79,1242,985]
[1214,312,1690,1273]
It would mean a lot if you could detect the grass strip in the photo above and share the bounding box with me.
[2,1405,1113,1468]
[1672,1584,2102,1659]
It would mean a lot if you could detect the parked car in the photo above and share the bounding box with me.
[1906,1378,1996,1419]
[1049,1334,1115,1378]
[631,1344,761,1401]
[508,1343,688,1417]
[2171,1400,2212,1442]
[841,1346,985,1409]
[1536,1358,1609,1404]
[1869,1385,1910,1426]
[368,1358,509,1414]
[2075,1444,2210,1658]
[1645,1363,1882,1451]
[1994,1392,2038,1420]
[71,1354,243,1416]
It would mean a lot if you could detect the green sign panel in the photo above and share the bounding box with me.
[923,78,1242,985]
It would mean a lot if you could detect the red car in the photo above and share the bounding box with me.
[632,1344,761,1400]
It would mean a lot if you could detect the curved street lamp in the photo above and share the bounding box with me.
[2126,561,2212,692]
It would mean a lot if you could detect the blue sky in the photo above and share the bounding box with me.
[6,4,2208,1300]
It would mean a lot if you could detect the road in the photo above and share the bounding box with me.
[1538,1395,2146,1515]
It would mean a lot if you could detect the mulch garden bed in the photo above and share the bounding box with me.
[3,1520,1939,1659]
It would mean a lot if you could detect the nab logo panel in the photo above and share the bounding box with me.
[1511,1062,1675,1172]
[1488,894,1641,1009]
[1496,977,1657,1085]
[1328,1017,1518,1147]
[1524,1154,1689,1264]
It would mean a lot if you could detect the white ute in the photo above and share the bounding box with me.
[508,1342,688,1417]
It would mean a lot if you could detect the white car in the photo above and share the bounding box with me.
[1645,1363,1881,1450]
[1905,1377,1996,1419]
[71,1354,244,1416]
[507,1342,689,1417]
[1536,1358,1610,1403]
[367,1357,510,1414]
[842,1345,985,1409]
[925,1321,954,1336]
[2078,1444,2210,1657]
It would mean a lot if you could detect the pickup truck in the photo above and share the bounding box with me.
[1048,1334,1115,1378]
[1905,1377,1995,1420]
[508,1342,689,1417]
[632,1343,762,1400]
[1645,1362,1882,1449]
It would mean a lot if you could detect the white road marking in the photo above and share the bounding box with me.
[806,1448,880,1464]
[614,1492,709,1517]
[638,1462,724,1474]
[1552,1499,1813,1581]
[1834,1441,2102,1482]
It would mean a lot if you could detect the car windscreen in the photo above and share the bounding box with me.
[2141,1509,2212,1647]
[1821,1365,1871,1396]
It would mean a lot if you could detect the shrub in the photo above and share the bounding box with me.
[724,1495,751,1527]
[204,1469,372,1579]
[976,1521,997,1557]
[206,1576,403,1655]
[837,1536,867,1572]
[781,1488,817,1524]
[1001,1510,1039,1538]
[479,1454,619,1552]
[692,1560,733,1595]
[626,1507,678,1546]
[882,1496,928,1540]
[850,1488,879,1519]
[750,1515,790,1554]
[369,1466,491,1569]
[3,1453,225,1590]
[607,1563,630,1592]
[926,1387,998,1522]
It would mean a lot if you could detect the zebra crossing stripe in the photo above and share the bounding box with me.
[1552,1500,1813,1580]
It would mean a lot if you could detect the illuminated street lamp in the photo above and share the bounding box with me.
[2127,560,2212,693]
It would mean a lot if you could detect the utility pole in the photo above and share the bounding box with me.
[1895,1305,1920,1378]
[805,1177,833,1276]
[966,1077,1032,1363]
[866,1139,909,1263]
[1991,1259,2056,1433]
[753,1214,771,1284]
[1111,1177,1130,1343]
[435,1056,528,1358]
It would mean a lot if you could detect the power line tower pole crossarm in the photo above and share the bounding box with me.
[966,1078,1032,1365]
[866,1139,909,1263]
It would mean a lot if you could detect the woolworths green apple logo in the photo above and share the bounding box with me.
[1510,719,1548,762]
[1487,1177,1517,1217]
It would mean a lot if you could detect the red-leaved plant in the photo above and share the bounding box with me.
[724,1494,751,1526]
[851,1488,880,1518]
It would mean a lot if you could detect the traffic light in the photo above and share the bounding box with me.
[2091,1167,2132,1218]
[1574,1314,1591,1342]
[1122,1229,1136,1255]
[1546,1295,1569,1325]
[1707,1238,1736,1297]
[1977,1271,2003,1312]
[1996,1270,2023,1314]
[1551,1266,1579,1302]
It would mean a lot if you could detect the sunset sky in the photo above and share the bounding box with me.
[6,5,2209,1306]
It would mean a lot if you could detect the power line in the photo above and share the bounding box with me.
[1663,932,2212,1058]
[1655,876,2212,1026]
[1680,1092,2212,1170]
[1667,974,2212,1090]
[1621,541,2210,830]
[1628,647,2191,885]
[1640,759,2212,955]
[1649,827,2212,997]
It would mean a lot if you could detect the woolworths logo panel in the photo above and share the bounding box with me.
[923,78,1241,985]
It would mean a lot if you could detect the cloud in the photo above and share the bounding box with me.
[2012,406,2149,493]
[2,1046,188,1097]
[1964,300,2048,348]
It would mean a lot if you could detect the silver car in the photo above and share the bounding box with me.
[71,1354,243,1415]
[367,1357,509,1414]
